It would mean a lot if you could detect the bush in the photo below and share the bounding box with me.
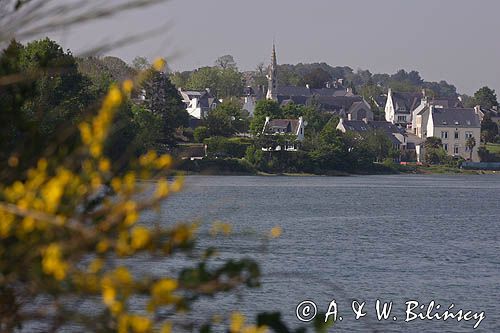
[204,136,250,158]
[178,158,256,174]
[193,126,209,143]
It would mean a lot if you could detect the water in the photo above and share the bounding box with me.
[156,174,500,332]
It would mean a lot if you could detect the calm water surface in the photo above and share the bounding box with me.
[156,174,500,333]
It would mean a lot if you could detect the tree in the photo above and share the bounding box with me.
[214,54,237,70]
[0,38,93,181]
[186,66,243,98]
[466,136,477,161]
[481,115,499,143]
[364,130,393,162]
[467,86,499,109]
[131,56,151,71]
[250,100,282,134]
[424,137,448,164]
[141,70,189,147]
[302,68,331,89]
[206,99,249,137]
[193,126,209,142]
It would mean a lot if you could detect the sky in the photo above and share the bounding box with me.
[42,0,500,95]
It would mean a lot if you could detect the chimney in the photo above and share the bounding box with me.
[346,87,353,94]
[347,114,352,121]
[326,81,331,89]
[306,84,310,89]
[493,105,498,111]
[474,105,481,115]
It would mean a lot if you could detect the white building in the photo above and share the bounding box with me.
[423,107,481,162]
[178,88,219,119]
[385,89,423,126]
[261,116,306,151]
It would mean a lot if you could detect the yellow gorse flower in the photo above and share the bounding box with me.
[42,244,68,281]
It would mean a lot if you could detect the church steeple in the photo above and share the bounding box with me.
[266,43,278,100]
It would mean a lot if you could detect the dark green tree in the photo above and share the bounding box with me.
[466,136,477,161]
[467,86,499,109]
[250,100,282,134]
[302,68,331,89]
[141,70,189,147]
[481,115,499,143]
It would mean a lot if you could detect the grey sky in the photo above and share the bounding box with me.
[46,0,500,95]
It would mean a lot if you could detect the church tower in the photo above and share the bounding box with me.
[266,43,278,100]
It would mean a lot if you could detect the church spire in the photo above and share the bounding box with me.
[266,43,278,100]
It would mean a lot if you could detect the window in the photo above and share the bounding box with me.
[465,131,473,139]
[443,144,448,151]
[398,115,406,122]
[454,145,459,155]
[454,131,459,139]
[441,131,448,139]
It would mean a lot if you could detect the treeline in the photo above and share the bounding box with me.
[0,38,189,183]
[168,54,462,100]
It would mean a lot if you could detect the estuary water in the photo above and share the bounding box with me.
[157,174,500,333]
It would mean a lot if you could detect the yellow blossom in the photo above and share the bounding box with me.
[155,179,169,198]
[99,158,111,173]
[96,240,110,253]
[153,58,166,71]
[22,217,35,233]
[170,177,184,193]
[79,123,92,145]
[131,226,151,249]
[123,79,134,94]
[269,226,282,238]
[160,322,173,333]
[129,315,152,333]
[88,258,104,274]
[156,154,173,169]
[42,244,68,281]
[230,312,245,333]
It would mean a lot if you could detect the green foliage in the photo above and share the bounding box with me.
[140,70,189,147]
[250,100,282,134]
[214,54,237,70]
[206,99,249,137]
[178,157,256,174]
[424,137,449,164]
[204,136,250,158]
[302,68,331,88]
[467,86,499,109]
[131,56,151,71]
[0,38,93,180]
[186,66,243,98]
[481,115,499,143]
[130,104,163,153]
[169,70,192,89]
[193,126,209,143]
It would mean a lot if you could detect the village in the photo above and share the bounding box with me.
[171,45,500,174]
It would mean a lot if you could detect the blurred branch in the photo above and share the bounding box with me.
[0,0,169,44]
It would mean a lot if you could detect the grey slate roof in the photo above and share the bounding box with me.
[308,95,363,112]
[432,108,481,128]
[341,120,405,145]
[267,119,300,134]
[392,91,423,113]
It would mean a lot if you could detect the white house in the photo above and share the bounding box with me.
[337,118,408,151]
[423,107,481,162]
[261,116,306,151]
[178,88,219,119]
[385,89,423,126]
